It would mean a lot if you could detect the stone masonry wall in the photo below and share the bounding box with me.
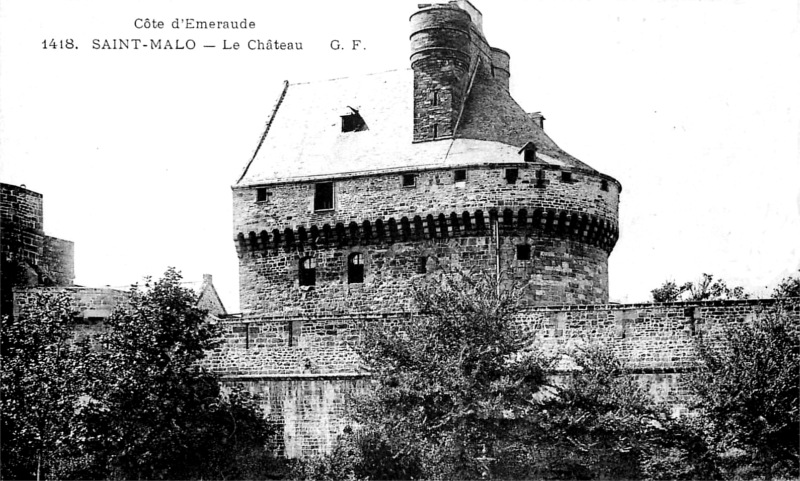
[1,183,75,316]
[233,165,619,235]
[208,299,799,457]
[237,233,609,313]
[42,236,75,286]
[12,286,129,320]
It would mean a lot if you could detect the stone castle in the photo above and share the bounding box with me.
[207,0,797,458]
[1,182,227,325]
[2,1,792,461]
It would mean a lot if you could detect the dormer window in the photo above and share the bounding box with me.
[519,142,537,162]
[341,107,367,132]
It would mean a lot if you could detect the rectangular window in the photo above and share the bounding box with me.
[601,180,609,191]
[454,169,467,182]
[432,124,439,139]
[348,253,364,284]
[505,168,519,184]
[256,188,269,202]
[432,91,439,106]
[314,182,334,211]
[535,170,546,188]
[516,244,532,261]
[402,174,416,187]
[561,171,573,183]
[288,320,302,347]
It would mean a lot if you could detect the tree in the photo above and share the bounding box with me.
[773,270,800,299]
[652,273,749,303]
[0,292,94,480]
[687,302,800,479]
[298,269,672,480]
[524,343,675,480]
[346,269,551,479]
[77,268,275,480]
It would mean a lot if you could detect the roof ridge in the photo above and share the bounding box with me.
[288,68,410,86]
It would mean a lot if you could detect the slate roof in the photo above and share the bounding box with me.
[237,69,596,187]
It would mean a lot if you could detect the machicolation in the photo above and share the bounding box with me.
[213,0,800,458]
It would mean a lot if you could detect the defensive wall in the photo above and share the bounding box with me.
[207,298,799,457]
[1,182,74,316]
[234,165,620,311]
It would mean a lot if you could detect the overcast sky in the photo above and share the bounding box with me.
[1,0,798,312]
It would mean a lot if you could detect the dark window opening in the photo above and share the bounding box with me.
[454,169,467,182]
[601,180,609,191]
[505,168,519,184]
[256,188,269,202]
[402,174,416,187]
[517,244,532,261]
[314,182,334,211]
[561,171,573,183]
[341,113,367,132]
[536,170,546,188]
[288,320,301,347]
[432,91,439,106]
[524,149,536,163]
[433,124,439,139]
[417,256,428,274]
[491,66,496,77]
[299,257,316,286]
[348,253,364,284]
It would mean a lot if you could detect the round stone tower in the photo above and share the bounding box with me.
[232,0,620,316]
[224,0,621,458]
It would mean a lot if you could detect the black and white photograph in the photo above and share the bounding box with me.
[1,1,798,479]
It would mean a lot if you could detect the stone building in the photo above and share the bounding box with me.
[1,182,74,316]
[2,182,227,324]
[216,1,798,457]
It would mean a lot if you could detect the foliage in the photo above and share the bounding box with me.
[687,303,800,479]
[296,269,673,480]
[291,427,422,481]
[76,267,275,480]
[773,270,800,299]
[0,292,94,480]
[652,273,749,302]
[517,343,675,480]
[1,268,277,480]
[345,269,552,479]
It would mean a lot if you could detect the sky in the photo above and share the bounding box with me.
[1,0,798,312]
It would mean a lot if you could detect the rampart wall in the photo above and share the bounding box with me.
[1,183,75,316]
[208,298,799,458]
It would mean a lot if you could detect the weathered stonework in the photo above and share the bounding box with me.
[1,182,74,316]
[221,0,796,459]
[206,299,799,456]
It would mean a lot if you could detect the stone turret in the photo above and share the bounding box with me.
[226,1,622,456]
[409,3,473,142]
